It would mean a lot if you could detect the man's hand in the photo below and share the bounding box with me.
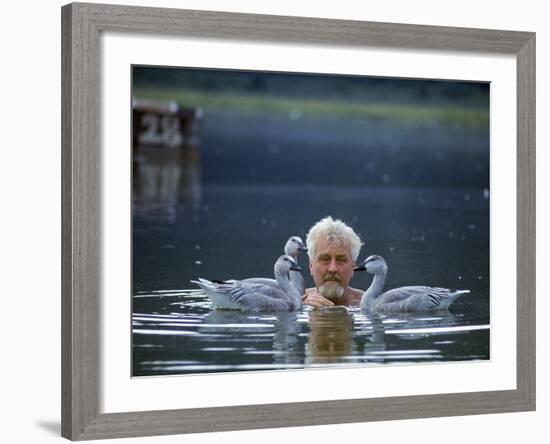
[302,288,335,309]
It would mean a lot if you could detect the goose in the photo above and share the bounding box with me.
[228,236,307,295]
[191,255,303,312]
[353,255,469,313]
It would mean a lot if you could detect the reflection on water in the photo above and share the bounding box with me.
[306,307,353,364]
[133,144,201,222]
[132,290,489,376]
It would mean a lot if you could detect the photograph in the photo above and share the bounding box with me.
[131,66,490,376]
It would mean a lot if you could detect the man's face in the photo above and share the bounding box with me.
[309,238,355,301]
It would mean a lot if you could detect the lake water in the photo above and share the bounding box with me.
[132,103,489,376]
[132,184,490,376]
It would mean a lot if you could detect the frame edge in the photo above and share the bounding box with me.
[61,2,74,439]
[516,32,536,412]
[62,2,537,440]
[62,2,103,440]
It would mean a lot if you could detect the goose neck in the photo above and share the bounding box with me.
[275,269,301,304]
[360,271,387,310]
[285,250,298,260]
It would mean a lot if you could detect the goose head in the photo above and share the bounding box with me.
[275,254,302,275]
[284,236,308,256]
[353,255,388,274]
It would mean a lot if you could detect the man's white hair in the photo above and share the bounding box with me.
[306,216,363,262]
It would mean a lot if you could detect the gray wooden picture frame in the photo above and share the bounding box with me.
[61,2,536,440]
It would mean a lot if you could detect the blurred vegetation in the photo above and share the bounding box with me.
[133,66,489,127]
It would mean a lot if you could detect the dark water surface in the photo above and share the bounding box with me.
[132,185,490,376]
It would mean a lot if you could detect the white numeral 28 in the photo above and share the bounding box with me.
[138,113,183,148]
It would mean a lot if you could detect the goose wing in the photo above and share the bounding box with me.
[222,280,295,312]
[246,275,303,295]
[241,277,278,287]
[377,286,453,312]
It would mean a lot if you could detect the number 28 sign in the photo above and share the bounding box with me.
[132,101,202,150]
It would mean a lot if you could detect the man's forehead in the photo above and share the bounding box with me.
[315,238,352,256]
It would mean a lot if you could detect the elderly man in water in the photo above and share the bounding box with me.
[302,216,364,308]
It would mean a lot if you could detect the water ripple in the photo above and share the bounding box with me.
[133,288,490,376]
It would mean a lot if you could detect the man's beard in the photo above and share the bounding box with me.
[319,279,345,302]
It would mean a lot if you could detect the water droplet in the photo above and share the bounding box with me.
[483,188,490,199]
[365,161,375,172]
[195,244,201,250]
[289,109,302,120]
[195,260,203,265]
[458,276,462,280]
[464,193,471,201]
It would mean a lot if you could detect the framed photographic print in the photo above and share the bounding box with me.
[61,2,535,440]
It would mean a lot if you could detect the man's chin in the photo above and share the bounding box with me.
[319,282,345,302]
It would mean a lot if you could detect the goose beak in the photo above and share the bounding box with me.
[290,264,302,272]
[298,246,308,252]
[353,264,366,272]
